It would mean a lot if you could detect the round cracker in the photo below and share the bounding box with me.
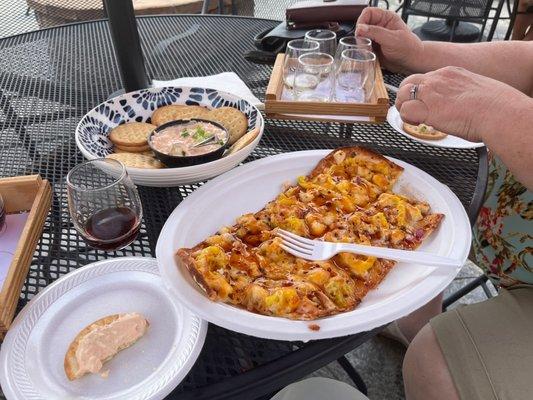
[403,123,447,140]
[114,148,154,156]
[226,127,259,156]
[151,105,209,126]
[114,143,151,153]
[109,122,155,147]
[205,107,248,145]
[106,152,164,169]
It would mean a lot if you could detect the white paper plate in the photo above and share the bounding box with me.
[157,151,471,341]
[0,257,207,400]
[387,106,485,149]
[270,377,368,400]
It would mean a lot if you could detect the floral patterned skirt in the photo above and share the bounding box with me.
[472,155,532,288]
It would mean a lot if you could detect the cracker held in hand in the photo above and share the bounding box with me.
[403,123,447,140]
[151,105,209,126]
[64,313,149,380]
[205,107,248,145]
[107,153,164,169]
[109,122,156,147]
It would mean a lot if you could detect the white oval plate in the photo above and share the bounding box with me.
[387,106,485,149]
[156,150,471,341]
[0,257,207,400]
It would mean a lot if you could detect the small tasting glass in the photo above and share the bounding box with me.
[334,49,376,103]
[304,29,337,56]
[0,193,5,236]
[294,52,335,102]
[334,36,373,62]
[283,39,320,96]
[67,158,143,252]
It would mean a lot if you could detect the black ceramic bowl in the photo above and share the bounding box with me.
[148,118,229,168]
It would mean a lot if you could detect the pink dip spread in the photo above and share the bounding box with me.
[151,121,227,156]
[74,312,148,376]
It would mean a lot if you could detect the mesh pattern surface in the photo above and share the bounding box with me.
[406,0,493,19]
[0,16,483,398]
[0,0,239,39]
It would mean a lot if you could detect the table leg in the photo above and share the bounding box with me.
[337,356,368,395]
[104,0,149,93]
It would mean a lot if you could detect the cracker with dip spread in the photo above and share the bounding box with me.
[403,123,447,140]
[64,313,149,380]
[151,105,209,126]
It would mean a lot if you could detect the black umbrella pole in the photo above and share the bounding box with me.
[104,0,150,92]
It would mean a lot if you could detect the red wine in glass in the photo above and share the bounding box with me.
[83,206,140,251]
[67,158,143,252]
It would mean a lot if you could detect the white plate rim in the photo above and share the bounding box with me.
[0,257,208,400]
[156,150,471,341]
[387,106,485,149]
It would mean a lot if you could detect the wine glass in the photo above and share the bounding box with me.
[0,193,5,236]
[283,39,320,97]
[294,52,335,102]
[334,36,373,62]
[67,158,143,251]
[333,49,376,103]
[304,29,337,56]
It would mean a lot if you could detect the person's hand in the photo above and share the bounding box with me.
[395,66,527,142]
[355,7,424,73]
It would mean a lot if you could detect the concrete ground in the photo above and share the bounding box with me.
[0,1,504,399]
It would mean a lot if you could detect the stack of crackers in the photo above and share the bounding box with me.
[107,122,164,169]
[106,104,259,169]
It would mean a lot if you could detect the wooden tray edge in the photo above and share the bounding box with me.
[0,176,52,333]
[264,53,390,123]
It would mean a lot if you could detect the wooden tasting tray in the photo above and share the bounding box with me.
[0,175,51,336]
[265,53,389,123]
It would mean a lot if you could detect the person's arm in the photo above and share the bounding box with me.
[481,97,533,189]
[356,8,533,96]
[395,67,533,189]
[409,41,533,97]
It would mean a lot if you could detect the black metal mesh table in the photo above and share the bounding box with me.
[0,15,487,399]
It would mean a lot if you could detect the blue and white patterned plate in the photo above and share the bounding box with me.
[75,86,264,187]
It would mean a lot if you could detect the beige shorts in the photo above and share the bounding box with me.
[430,285,533,400]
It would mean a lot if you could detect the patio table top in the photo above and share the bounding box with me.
[0,14,487,400]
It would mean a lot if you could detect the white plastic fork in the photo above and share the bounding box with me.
[276,229,461,268]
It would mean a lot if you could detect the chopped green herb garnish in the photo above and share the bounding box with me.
[181,129,190,137]
[193,126,208,141]
[218,140,225,146]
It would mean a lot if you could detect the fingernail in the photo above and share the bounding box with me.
[357,24,368,34]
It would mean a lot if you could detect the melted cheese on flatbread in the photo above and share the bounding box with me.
[176,147,443,320]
